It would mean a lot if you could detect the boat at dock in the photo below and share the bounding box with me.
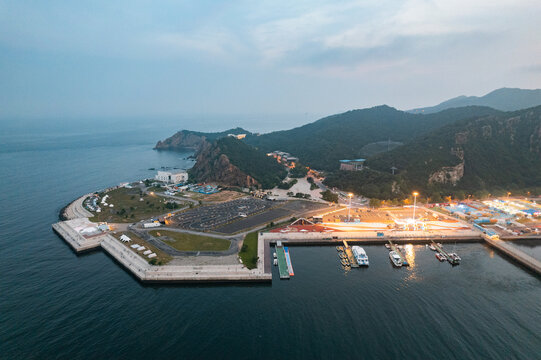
[389,251,403,267]
[352,246,369,266]
[336,246,344,251]
[435,253,446,262]
[273,258,278,266]
[447,253,461,265]
[340,259,349,267]
[428,244,437,251]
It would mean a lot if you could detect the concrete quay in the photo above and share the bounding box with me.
[52,221,104,252]
[53,219,271,283]
[101,235,271,283]
[259,230,482,245]
[483,235,541,276]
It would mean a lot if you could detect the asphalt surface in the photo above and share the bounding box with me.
[172,198,276,231]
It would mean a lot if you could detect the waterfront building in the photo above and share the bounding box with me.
[155,170,188,184]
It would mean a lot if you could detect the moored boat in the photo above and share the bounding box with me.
[389,251,402,267]
[435,253,446,262]
[429,244,437,251]
[352,246,369,266]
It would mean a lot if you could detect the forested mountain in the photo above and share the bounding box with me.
[244,105,500,170]
[409,88,541,114]
[325,105,541,200]
[189,137,286,189]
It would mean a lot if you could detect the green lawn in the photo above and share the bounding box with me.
[149,230,231,251]
[238,231,259,269]
[89,187,181,223]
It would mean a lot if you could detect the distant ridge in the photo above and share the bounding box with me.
[409,88,541,114]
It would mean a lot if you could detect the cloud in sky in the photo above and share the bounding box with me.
[0,0,540,118]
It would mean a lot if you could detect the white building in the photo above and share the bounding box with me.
[155,170,188,184]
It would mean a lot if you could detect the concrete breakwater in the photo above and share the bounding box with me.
[52,219,272,283]
[483,235,541,276]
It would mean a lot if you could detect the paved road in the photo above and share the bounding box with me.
[63,194,94,219]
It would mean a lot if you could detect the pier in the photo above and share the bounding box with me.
[275,242,290,279]
[284,247,294,276]
[483,234,541,276]
[343,240,359,267]
[387,239,408,266]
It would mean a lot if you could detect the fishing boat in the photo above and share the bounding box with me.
[435,253,446,262]
[385,244,391,249]
[336,246,344,252]
[389,251,403,267]
[428,244,437,251]
[340,259,349,267]
[273,258,278,266]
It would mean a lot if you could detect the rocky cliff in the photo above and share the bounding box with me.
[189,141,260,188]
[188,137,287,189]
[154,128,251,151]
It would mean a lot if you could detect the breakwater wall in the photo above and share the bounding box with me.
[53,220,271,283]
[483,235,541,276]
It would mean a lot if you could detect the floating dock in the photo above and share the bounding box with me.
[284,246,294,276]
[431,240,459,265]
[342,240,359,267]
[388,240,409,266]
[275,242,290,279]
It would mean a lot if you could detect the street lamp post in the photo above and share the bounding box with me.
[412,192,419,230]
[348,193,353,222]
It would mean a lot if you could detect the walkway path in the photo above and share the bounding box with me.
[62,193,93,219]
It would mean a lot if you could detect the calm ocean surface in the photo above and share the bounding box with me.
[0,120,540,359]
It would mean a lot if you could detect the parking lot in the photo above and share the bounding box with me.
[171,198,276,231]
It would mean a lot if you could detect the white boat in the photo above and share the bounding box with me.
[448,253,461,261]
[428,244,437,251]
[273,258,278,266]
[352,246,369,266]
[389,251,403,267]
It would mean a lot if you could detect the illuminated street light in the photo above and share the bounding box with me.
[348,193,353,222]
[412,192,419,230]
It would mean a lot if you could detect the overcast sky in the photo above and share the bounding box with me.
[1,0,540,120]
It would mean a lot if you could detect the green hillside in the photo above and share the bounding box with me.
[246,105,500,170]
[325,105,541,200]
